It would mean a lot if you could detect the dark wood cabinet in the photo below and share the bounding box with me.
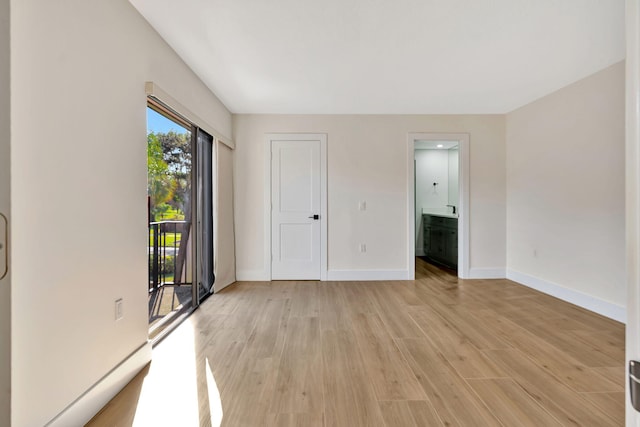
[423,214,458,269]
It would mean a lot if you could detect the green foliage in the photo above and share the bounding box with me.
[147,133,167,176]
[149,229,182,247]
[158,131,191,216]
[148,133,175,219]
[147,131,192,221]
[149,254,176,280]
[159,131,191,174]
[153,205,185,221]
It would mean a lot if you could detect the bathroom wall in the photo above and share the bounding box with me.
[415,148,457,255]
[448,148,459,207]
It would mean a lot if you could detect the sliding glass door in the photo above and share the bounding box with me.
[147,100,215,340]
[196,128,214,302]
[147,104,194,338]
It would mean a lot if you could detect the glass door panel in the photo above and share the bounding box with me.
[147,105,194,338]
[197,128,214,302]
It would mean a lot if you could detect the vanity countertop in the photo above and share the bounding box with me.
[422,210,458,219]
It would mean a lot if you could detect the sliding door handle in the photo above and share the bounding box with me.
[0,213,6,280]
[308,214,320,220]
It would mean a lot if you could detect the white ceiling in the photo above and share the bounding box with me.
[129,0,625,114]
[415,140,458,150]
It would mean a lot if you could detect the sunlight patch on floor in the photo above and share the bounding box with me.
[206,358,224,426]
[131,318,222,426]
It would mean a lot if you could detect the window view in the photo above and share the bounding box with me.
[147,105,194,337]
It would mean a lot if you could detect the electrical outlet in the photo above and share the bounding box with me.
[359,201,367,211]
[359,243,366,253]
[115,298,123,321]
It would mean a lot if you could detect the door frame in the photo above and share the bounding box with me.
[264,133,328,281]
[626,0,639,423]
[407,133,470,279]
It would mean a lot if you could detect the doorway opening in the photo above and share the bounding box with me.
[407,133,470,279]
[147,103,193,338]
[415,140,459,273]
[147,99,215,340]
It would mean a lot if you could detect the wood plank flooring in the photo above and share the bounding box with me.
[88,258,624,426]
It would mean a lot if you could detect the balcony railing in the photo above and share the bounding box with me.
[148,220,191,290]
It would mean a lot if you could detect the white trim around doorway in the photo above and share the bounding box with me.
[626,0,639,423]
[407,133,470,279]
[264,133,328,281]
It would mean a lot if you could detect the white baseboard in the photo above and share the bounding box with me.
[506,269,626,323]
[236,270,269,281]
[468,267,506,279]
[326,269,410,281]
[214,277,236,292]
[237,269,410,281]
[47,341,152,427]
[415,248,425,256]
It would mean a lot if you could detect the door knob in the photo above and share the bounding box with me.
[308,214,320,220]
[630,361,640,411]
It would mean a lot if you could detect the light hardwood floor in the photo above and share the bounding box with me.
[88,258,624,426]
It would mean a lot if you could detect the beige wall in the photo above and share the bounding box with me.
[0,0,9,424]
[10,0,231,425]
[233,114,506,279]
[506,62,625,319]
[215,142,236,290]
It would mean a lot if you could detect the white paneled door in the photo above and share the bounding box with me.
[271,139,322,280]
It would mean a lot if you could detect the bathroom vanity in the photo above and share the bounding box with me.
[423,213,458,270]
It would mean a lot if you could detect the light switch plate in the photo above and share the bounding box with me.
[115,298,123,320]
